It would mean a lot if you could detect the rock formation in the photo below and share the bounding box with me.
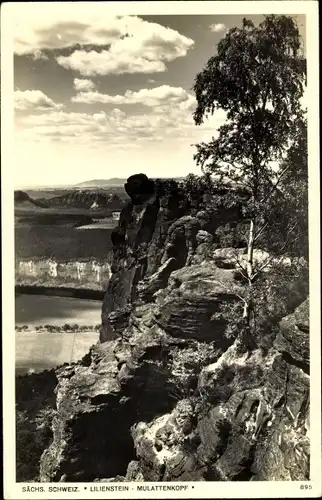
[35,175,310,482]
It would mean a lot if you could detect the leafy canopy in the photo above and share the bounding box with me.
[193,15,306,193]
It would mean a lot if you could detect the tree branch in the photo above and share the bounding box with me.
[260,163,292,205]
[251,222,299,280]
[213,278,248,305]
[254,221,269,242]
[234,255,249,280]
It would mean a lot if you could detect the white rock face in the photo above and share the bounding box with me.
[49,260,58,278]
[19,260,36,276]
[16,259,112,287]
[76,262,86,280]
[92,261,101,282]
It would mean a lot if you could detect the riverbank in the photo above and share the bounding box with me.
[16,324,100,333]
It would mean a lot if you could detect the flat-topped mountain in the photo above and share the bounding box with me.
[76,178,127,187]
[76,177,185,188]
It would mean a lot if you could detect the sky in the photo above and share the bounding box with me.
[13,4,306,187]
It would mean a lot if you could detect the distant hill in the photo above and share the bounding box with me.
[14,191,49,209]
[43,190,125,210]
[76,177,186,188]
[75,178,127,187]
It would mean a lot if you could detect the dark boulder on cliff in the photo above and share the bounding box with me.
[124,174,155,205]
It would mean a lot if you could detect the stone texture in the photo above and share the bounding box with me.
[35,175,310,483]
[155,264,239,343]
[137,257,179,303]
[274,299,309,367]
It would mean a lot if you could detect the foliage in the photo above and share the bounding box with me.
[214,222,248,248]
[193,14,306,221]
[180,173,214,212]
[154,178,188,218]
[16,370,57,481]
[251,258,309,347]
[193,15,306,165]
[168,343,219,399]
[278,118,308,258]
[192,15,307,333]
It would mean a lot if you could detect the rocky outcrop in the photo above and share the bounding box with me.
[41,190,124,211]
[99,176,247,342]
[155,264,238,343]
[274,299,309,371]
[37,175,309,483]
[123,297,310,482]
[40,296,310,482]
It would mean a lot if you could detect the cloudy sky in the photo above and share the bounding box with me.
[13,5,306,187]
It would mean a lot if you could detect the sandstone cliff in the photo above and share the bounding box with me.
[36,174,309,482]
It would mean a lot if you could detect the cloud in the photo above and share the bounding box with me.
[14,9,194,75]
[72,85,194,108]
[73,78,96,91]
[16,96,226,149]
[56,50,167,76]
[209,23,226,33]
[16,110,113,145]
[14,90,63,111]
[71,85,196,112]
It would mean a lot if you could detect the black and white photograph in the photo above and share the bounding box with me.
[1,1,321,498]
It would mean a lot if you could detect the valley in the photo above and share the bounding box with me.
[14,183,122,376]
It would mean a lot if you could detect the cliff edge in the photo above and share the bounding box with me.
[38,174,310,482]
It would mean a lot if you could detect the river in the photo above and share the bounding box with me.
[15,294,102,326]
[15,294,101,375]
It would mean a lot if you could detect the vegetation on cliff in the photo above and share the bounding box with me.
[192,14,307,334]
[16,370,58,482]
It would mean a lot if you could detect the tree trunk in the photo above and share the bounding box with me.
[243,218,255,324]
[243,300,250,321]
[246,218,255,282]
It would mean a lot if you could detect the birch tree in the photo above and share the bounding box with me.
[192,15,307,327]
